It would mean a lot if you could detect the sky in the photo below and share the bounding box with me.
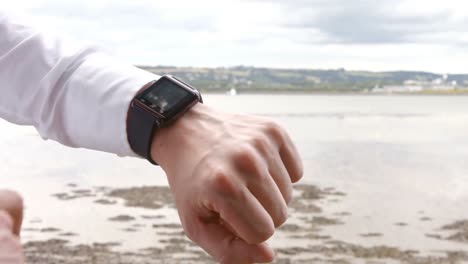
[7,0,468,73]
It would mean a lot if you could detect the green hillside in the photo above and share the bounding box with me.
[138,66,468,93]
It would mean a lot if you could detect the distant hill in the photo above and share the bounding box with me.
[138,66,468,93]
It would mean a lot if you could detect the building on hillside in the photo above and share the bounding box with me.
[372,85,423,93]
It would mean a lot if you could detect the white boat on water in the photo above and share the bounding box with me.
[228,88,237,96]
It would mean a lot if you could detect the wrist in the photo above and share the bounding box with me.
[150,103,209,172]
[127,75,203,165]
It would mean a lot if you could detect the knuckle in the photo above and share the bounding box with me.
[231,145,260,173]
[250,134,269,151]
[245,218,275,244]
[253,224,275,244]
[0,190,23,215]
[232,145,254,163]
[211,172,240,198]
[250,171,266,182]
[262,120,284,139]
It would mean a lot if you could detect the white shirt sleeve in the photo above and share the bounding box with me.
[0,12,159,157]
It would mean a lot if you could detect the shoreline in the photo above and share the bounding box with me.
[201,90,468,96]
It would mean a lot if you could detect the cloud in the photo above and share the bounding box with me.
[29,0,218,32]
[9,0,468,72]
[25,0,468,46]
[268,0,466,44]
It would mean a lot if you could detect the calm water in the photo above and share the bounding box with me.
[2,95,468,253]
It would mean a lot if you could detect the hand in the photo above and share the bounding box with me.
[152,104,303,263]
[0,190,24,263]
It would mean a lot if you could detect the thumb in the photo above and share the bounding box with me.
[195,219,275,264]
[0,211,13,232]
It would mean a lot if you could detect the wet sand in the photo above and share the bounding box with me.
[21,183,468,264]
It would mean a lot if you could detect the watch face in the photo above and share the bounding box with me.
[138,77,196,118]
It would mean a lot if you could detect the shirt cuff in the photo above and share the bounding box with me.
[64,52,159,157]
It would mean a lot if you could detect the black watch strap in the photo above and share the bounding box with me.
[127,102,159,165]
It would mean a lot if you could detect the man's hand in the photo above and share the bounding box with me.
[152,104,303,263]
[0,190,24,263]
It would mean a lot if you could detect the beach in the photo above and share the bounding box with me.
[2,95,468,263]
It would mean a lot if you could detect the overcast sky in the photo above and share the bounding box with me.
[7,0,468,73]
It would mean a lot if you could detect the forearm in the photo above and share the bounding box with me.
[0,12,157,156]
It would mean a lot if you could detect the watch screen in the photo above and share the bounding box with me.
[140,78,192,115]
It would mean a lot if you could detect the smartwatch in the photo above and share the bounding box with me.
[127,75,203,165]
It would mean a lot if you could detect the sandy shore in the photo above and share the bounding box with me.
[2,95,468,263]
[21,183,468,264]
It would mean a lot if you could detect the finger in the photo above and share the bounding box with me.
[269,153,294,204]
[195,218,274,264]
[255,140,293,204]
[211,175,275,244]
[279,132,303,183]
[0,229,23,263]
[0,211,13,231]
[249,135,293,205]
[0,212,23,262]
[260,120,303,183]
[0,190,23,236]
[247,172,288,228]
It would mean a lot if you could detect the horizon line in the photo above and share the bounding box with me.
[135,65,468,75]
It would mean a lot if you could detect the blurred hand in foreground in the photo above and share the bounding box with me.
[0,190,24,264]
[152,104,303,264]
